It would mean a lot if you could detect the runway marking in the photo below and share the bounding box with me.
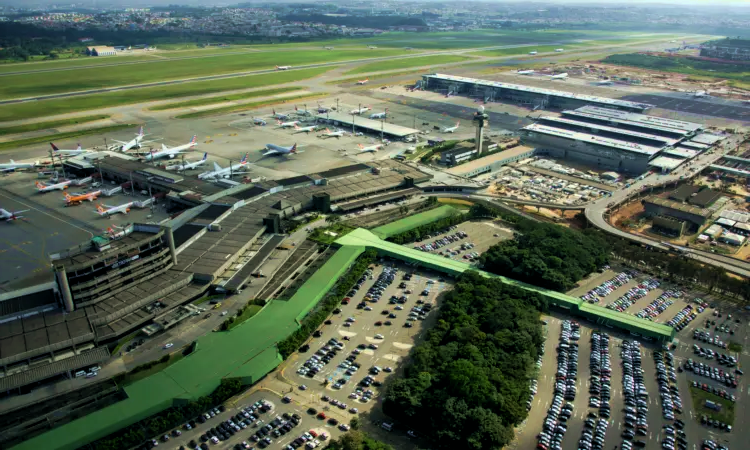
[0,191,94,238]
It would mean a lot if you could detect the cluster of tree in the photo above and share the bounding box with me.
[277,250,377,358]
[420,140,459,164]
[219,299,263,331]
[601,231,750,300]
[386,212,465,245]
[383,271,546,450]
[92,378,243,450]
[323,430,393,450]
[126,354,170,375]
[280,14,427,29]
[480,219,610,292]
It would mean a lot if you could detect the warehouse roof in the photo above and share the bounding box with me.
[316,112,419,138]
[446,145,534,176]
[691,133,725,145]
[668,185,700,202]
[562,110,695,137]
[664,147,700,159]
[689,188,721,207]
[572,105,702,133]
[644,196,712,218]
[522,123,663,156]
[538,116,679,146]
[649,156,684,170]
[423,73,653,111]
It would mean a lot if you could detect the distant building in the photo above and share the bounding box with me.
[700,39,750,62]
[85,46,117,57]
[440,142,477,165]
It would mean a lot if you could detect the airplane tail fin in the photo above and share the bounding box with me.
[358,144,364,149]
[240,153,248,164]
[201,152,207,161]
[50,142,60,151]
[190,135,197,145]
[76,143,82,151]
[457,121,460,126]
[275,65,279,69]
[64,192,71,201]
[290,144,297,153]
[35,181,44,189]
[96,204,106,213]
[138,126,144,136]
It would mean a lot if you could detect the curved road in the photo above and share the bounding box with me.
[0,35,699,106]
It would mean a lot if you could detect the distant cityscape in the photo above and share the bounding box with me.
[0,2,748,41]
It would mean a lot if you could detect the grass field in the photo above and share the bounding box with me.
[0,123,135,151]
[174,93,325,119]
[0,48,410,100]
[150,86,302,111]
[601,53,750,85]
[689,386,735,426]
[0,114,109,136]
[328,69,425,85]
[0,67,330,122]
[346,54,474,75]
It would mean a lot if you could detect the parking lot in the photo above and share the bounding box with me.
[409,220,513,263]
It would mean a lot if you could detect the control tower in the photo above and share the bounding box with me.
[473,105,489,155]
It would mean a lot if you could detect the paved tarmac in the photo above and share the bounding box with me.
[622,93,750,122]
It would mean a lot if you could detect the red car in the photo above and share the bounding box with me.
[317,412,326,420]
[341,298,350,305]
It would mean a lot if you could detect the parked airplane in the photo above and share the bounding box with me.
[276,65,292,70]
[357,78,369,85]
[263,143,302,156]
[36,180,71,192]
[271,109,291,120]
[350,105,371,115]
[550,73,568,80]
[317,104,331,113]
[276,120,299,129]
[357,143,383,153]
[692,90,709,97]
[0,208,28,221]
[198,153,249,180]
[96,202,133,217]
[319,128,346,139]
[293,124,317,134]
[555,48,564,52]
[105,223,127,239]
[64,190,101,205]
[529,51,538,55]
[369,109,388,119]
[517,70,535,75]
[367,45,377,49]
[112,126,153,152]
[596,80,614,86]
[442,121,460,133]
[253,117,267,126]
[164,152,208,171]
[294,105,313,116]
[50,142,90,157]
[324,46,334,50]
[0,159,35,172]
[144,135,197,161]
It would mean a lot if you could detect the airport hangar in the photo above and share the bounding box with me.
[519,105,723,174]
[420,73,654,113]
[0,154,431,396]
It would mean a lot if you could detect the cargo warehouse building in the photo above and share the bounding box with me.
[421,73,654,113]
[0,160,430,395]
[520,106,714,174]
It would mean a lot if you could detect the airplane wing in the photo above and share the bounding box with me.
[262,150,280,156]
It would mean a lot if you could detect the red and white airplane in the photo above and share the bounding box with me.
[50,142,90,157]
[357,143,383,153]
[64,190,101,206]
[357,78,369,85]
[0,208,28,221]
[96,202,133,217]
[442,121,460,133]
[35,180,72,192]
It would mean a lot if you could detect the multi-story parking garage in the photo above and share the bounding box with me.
[420,73,654,113]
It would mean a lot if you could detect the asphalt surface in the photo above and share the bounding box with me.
[622,94,750,122]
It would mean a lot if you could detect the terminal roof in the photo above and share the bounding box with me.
[522,123,663,156]
[571,105,702,134]
[316,112,419,138]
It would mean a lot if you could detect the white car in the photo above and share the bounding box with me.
[163,343,174,349]
[374,334,384,339]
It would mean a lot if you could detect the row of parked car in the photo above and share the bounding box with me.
[691,380,736,403]
[694,330,729,349]
[297,337,344,378]
[555,320,579,402]
[620,340,649,448]
[693,344,737,365]
[537,321,578,450]
[412,229,468,253]
[606,279,660,312]
[683,360,740,388]
[580,270,637,303]
[588,332,611,419]
[654,350,682,424]
[634,289,682,320]
[667,306,697,331]
[702,439,729,450]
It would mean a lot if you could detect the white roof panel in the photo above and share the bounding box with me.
[649,156,684,170]
[574,105,702,133]
[538,116,678,146]
[523,123,662,156]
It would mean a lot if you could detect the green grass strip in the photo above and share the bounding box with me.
[688,386,735,426]
[150,86,303,111]
[0,123,135,152]
[174,93,325,119]
[328,69,426,85]
[0,114,110,136]
[224,305,263,331]
[0,67,331,122]
[346,54,473,75]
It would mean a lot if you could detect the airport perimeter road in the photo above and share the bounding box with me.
[0,36,696,105]
[584,132,750,277]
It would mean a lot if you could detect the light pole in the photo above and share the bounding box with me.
[336,98,339,112]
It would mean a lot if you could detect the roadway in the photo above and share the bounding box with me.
[0,35,700,106]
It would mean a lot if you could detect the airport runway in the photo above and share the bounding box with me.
[621,93,750,121]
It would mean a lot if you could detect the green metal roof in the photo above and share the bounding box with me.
[370,205,460,239]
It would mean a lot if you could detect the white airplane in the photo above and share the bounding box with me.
[517,70,535,75]
[96,202,133,217]
[555,48,564,52]
[357,78,369,85]
[550,73,568,80]
[367,45,377,49]
[263,143,303,156]
[253,117,267,126]
[294,105,313,116]
[529,51,538,55]
[357,143,383,153]
[442,121,460,133]
[164,152,208,171]
[596,80,614,86]
[324,46,334,50]
[0,159,35,172]
[369,109,388,119]
[276,65,292,70]
[112,126,153,152]
[35,180,72,192]
[0,208,28,221]
[144,135,197,161]
[692,90,709,97]
[277,120,299,129]
[293,124,317,134]
[198,153,249,180]
[350,105,371,115]
[319,128,346,139]
[50,142,90,157]
[271,109,291,120]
